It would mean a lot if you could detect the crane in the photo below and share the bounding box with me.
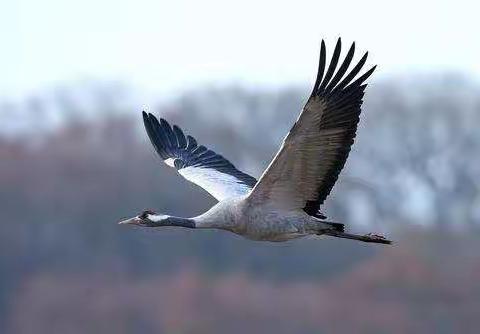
[119,38,391,245]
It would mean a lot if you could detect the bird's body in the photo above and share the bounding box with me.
[193,196,331,241]
[119,38,392,245]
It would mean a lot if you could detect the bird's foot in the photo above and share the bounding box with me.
[364,233,391,243]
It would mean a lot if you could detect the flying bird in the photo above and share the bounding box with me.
[119,38,391,244]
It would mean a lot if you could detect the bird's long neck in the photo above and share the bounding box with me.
[149,215,196,228]
[149,201,236,231]
[190,203,236,231]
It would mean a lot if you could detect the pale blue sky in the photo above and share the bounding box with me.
[2,0,479,100]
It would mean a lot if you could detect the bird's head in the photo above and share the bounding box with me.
[118,209,167,227]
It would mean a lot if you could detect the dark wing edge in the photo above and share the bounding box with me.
[303,38,376,219]
[142,112,257,188]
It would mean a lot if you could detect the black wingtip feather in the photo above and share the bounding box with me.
[312,40,327,94]
[142,112,169,160]
[317,38,342,92]
[346,65,376,89]
[159,118,177,149]
[173,125,187,149]
[186,135,197,151]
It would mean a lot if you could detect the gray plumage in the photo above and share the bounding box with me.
[119,38,391,245]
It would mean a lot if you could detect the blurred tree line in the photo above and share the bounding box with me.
[1,75,480,333]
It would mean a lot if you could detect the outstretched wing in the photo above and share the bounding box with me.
[249,38,376,217]
[143,112,257,201]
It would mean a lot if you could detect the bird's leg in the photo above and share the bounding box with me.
[323,230,392,245]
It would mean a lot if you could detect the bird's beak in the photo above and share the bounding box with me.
[118,217,141,225]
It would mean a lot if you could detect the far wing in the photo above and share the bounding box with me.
[143,112,257,201]
[249,38,375,216]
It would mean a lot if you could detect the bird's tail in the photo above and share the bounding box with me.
[324,221,345,233]
[324,231,392,245]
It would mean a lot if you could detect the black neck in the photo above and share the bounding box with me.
[151,216,196,229]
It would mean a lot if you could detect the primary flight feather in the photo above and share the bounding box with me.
[120,38,391,245]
